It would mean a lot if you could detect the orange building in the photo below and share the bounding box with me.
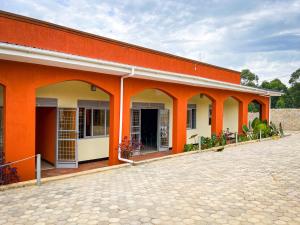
[0,11,280,181]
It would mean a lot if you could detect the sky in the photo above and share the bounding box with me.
[1,0,300,84]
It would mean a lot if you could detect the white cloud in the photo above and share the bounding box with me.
[1,0,299,84]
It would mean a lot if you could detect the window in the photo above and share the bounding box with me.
[187,104,196,129]
[208,104,212,125]
[78,107,109,138]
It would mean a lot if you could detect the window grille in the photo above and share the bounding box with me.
[187,104,196,129]
[57,108,77,162]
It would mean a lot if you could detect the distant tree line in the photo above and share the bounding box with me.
[241,68,300,109]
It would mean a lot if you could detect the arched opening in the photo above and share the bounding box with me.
[186,94,213,144]
[130,89,173,153]
[248,100,262,126]
[35,81,110,170]
[223,97,239,133]
[0,85,4,164]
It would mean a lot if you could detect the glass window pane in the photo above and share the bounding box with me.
[106,109,110,136]
[187,109,191,129]
[93,109,105,136]
[192,108,196,129]
[85,109,92,136]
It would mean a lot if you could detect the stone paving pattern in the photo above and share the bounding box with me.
[0,134,299,225]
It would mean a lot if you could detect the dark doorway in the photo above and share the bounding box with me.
[35,107,57,167]
[141,109,158,151]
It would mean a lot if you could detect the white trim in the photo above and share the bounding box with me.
[0,42,282,96]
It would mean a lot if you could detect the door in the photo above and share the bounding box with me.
[57,108,78,168]
[158,109,169,151]
[130,109,141,143]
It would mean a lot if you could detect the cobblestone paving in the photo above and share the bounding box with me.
[0,134,300,225]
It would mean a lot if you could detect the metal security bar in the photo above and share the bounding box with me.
[57,108,77,168]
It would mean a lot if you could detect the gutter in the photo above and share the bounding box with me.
[0,42,282,97]
[118,67,135,163]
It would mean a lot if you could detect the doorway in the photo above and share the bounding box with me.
[141,109,158,152]
[35,107,57,168]
[131,106,170,153]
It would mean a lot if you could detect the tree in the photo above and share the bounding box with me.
[289,68,300,85]
[289,82,300,108]
[288,68,300,108]
[241,69,259,87]
[260,79,287,108]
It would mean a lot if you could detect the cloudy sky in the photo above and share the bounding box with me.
[1,0,300,84]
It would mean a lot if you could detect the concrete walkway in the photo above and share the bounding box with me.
[0,134,299,225]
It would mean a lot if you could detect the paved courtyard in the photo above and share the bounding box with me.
[0,134,300,225]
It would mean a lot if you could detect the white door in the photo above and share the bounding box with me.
[56,108,78,168]
[158,109,169,151]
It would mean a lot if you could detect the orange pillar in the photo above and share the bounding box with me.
[172,97,187,153]
[238,101,249,133]
[4,82,36,181]
[261,98,269,122]
[122,90,131,140]
[108,94,120,165]
[211,99,223,136]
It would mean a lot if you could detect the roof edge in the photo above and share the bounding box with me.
[0,10,241,75]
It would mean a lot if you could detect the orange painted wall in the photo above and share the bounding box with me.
[35,107,56,165]
[0,12,241,84]
[0,59,269,182]
[0,59,121,181]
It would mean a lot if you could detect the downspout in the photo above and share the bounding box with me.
[118,67,135,163]
[269,96,271,125]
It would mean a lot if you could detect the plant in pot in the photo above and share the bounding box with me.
[118,136,143,159]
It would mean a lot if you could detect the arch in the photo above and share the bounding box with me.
[248,99,266,124]
[35,80,112,169]
[36,78,113,97]
[186,91,217,103]
[223,96,239,133]
[186,93,214,141]
[129,88,173,153]
[127,85,177,101]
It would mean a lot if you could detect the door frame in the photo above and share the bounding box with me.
[35,98,58,167]
[56,107,78,168]
[131,102,169,152]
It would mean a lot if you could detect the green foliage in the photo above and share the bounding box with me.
[289,68,300,85]
[184,143,198,152]
[241,69,259,87]
[200,133,226,150]
[238,134,250,142]
[248,101,260,112]
[269,122,280,136]
[289,82,300,108]
[251,117,260,129]
[242,68,300,109]
[279,122,284,137]
[242,125,249,134]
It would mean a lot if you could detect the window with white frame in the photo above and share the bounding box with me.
[78,100,109,138]
[187,104,196,129]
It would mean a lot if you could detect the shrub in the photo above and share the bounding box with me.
[184,143,198,152]
[118,136,143,159]
[238,134,250,142]
[279,122,284,137]
[0,152,19,186]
